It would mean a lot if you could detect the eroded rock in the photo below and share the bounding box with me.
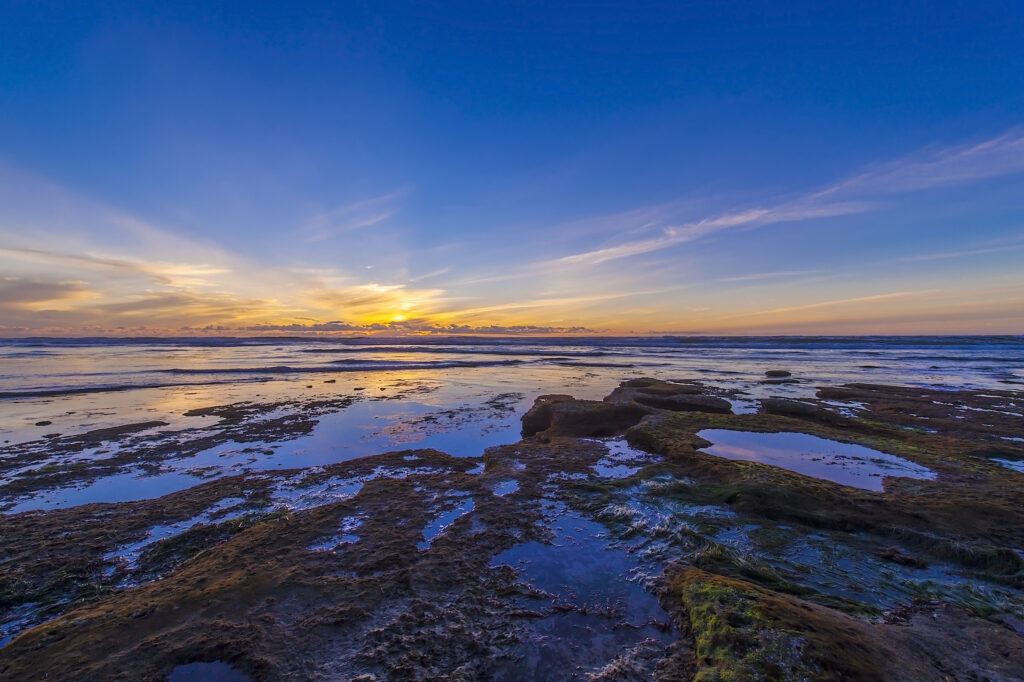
[521,395,649,438]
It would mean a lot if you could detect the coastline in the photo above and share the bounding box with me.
[1,352,1023,678]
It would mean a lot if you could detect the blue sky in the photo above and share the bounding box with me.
[1,1,1023,334]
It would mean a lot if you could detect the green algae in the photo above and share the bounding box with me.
[3,378,1024,680]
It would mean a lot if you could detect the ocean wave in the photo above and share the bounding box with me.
[0,378,268,400]
[299,346,613,357]
[160,358,527,375]
[2,336,1021,401]
[547,360,638,368]
[1,334,1022,352]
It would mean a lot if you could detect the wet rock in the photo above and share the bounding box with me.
[607,378,731,414]
[882,604,914,624]
[587,638,676,680]
[619,378,702,395]
[78,421,169,443]
[987,612,1024,635]
[521,395,649,438]
[34,421,52,427]
[968,446,1024,462]
[520,394,574,436]
[876,547,928,568]
[633,393,732,414]
[4,377,1024,680]
[815,383,1024,442]
[765,370,792,378]
[669,565,888,680]
[168,661,250,682]
[760,398,849,426]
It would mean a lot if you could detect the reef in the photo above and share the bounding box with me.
[1,377,1022,680]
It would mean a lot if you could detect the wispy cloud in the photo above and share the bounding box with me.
[713,269,824,283]
[406,267,452,283]
[0,277,94,308]
[301,189,407,242]
[0,247,143,274]
[554,201,866,267]
[0,247,231,288]
[818,128,1024,197]
[435,291,655,319]
[96,291,281,319]
[887,236,1024,263]
[550,128,1024,269]
[3,126,1024,336]
[742,290,939,317]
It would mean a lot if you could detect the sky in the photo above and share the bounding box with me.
[1,1,1023,336]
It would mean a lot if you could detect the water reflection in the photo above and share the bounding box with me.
[697,429,936,491]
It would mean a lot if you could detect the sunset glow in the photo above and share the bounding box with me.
[2,4,1022,336]
[3,6,1024,677]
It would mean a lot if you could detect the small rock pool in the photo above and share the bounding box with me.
[489,503,674,679]
[168,661,250,681]
[696,429,936,491]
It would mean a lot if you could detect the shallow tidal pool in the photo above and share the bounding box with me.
[696,429,936,491]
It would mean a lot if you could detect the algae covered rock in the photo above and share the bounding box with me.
[619,377,703,395]
[633,393,732,414]
[607,377,733,414]
[760,398,849,426]
[521,394,649,438]
[4,377,1024,681]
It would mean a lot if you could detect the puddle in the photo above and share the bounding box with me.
[588,438,661,479]
[821,400,867,417]
[726,397,760,414]
[271,476,364,511]
[490,504,673,679]
[1,389,526,514]
[105,496,247,570]
[271,465,449,511]
[994,459,1024,474]
[5,468,207,514]
[696,429,936,491]
[594,477,991,612]
[272,397,525,461]
[418,495,475,549]
[0,602,40,648]
[546,471,588,483]
[168,661,250,682]
[493,480,519,496]
[308,515,364,551]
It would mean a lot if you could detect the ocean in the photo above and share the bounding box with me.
[1,335,1021,512]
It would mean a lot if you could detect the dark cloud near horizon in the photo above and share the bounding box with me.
[0,277,89,306]
[240,319,594,335]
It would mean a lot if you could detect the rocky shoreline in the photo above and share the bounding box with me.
[1,376,1022,680]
